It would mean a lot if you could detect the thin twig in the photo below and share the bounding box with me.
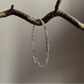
[55,0,62,12]
[0,1,84,30]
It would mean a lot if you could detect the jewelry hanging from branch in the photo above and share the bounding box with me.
[31,19,49,68]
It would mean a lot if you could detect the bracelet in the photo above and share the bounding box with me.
[31,19,49,68]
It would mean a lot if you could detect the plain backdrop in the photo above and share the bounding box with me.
[0,0,84,83]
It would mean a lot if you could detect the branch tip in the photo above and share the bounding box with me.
[11,5,14,10]
[55,0,62,12]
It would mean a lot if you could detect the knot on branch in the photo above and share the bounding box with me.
[10,5,14,14]
[11,5,14,10]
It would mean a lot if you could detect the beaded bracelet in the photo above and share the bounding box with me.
[31,19,49,68]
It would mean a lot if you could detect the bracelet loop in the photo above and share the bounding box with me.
[31,19,49,68]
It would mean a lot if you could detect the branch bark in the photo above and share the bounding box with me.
[0,0,84,30]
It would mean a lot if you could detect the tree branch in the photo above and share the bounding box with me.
[58,10,84,30]
[0,1,84,30]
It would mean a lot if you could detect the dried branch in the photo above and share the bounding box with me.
[0,0,84,30]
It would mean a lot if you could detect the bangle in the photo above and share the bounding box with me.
[31,19,49,68]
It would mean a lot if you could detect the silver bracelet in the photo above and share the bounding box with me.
[31,19,49,68]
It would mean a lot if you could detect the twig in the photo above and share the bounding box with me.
[55,0,62,12]
[0,0,84,30]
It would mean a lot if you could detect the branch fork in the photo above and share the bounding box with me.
[0,0,84,30]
